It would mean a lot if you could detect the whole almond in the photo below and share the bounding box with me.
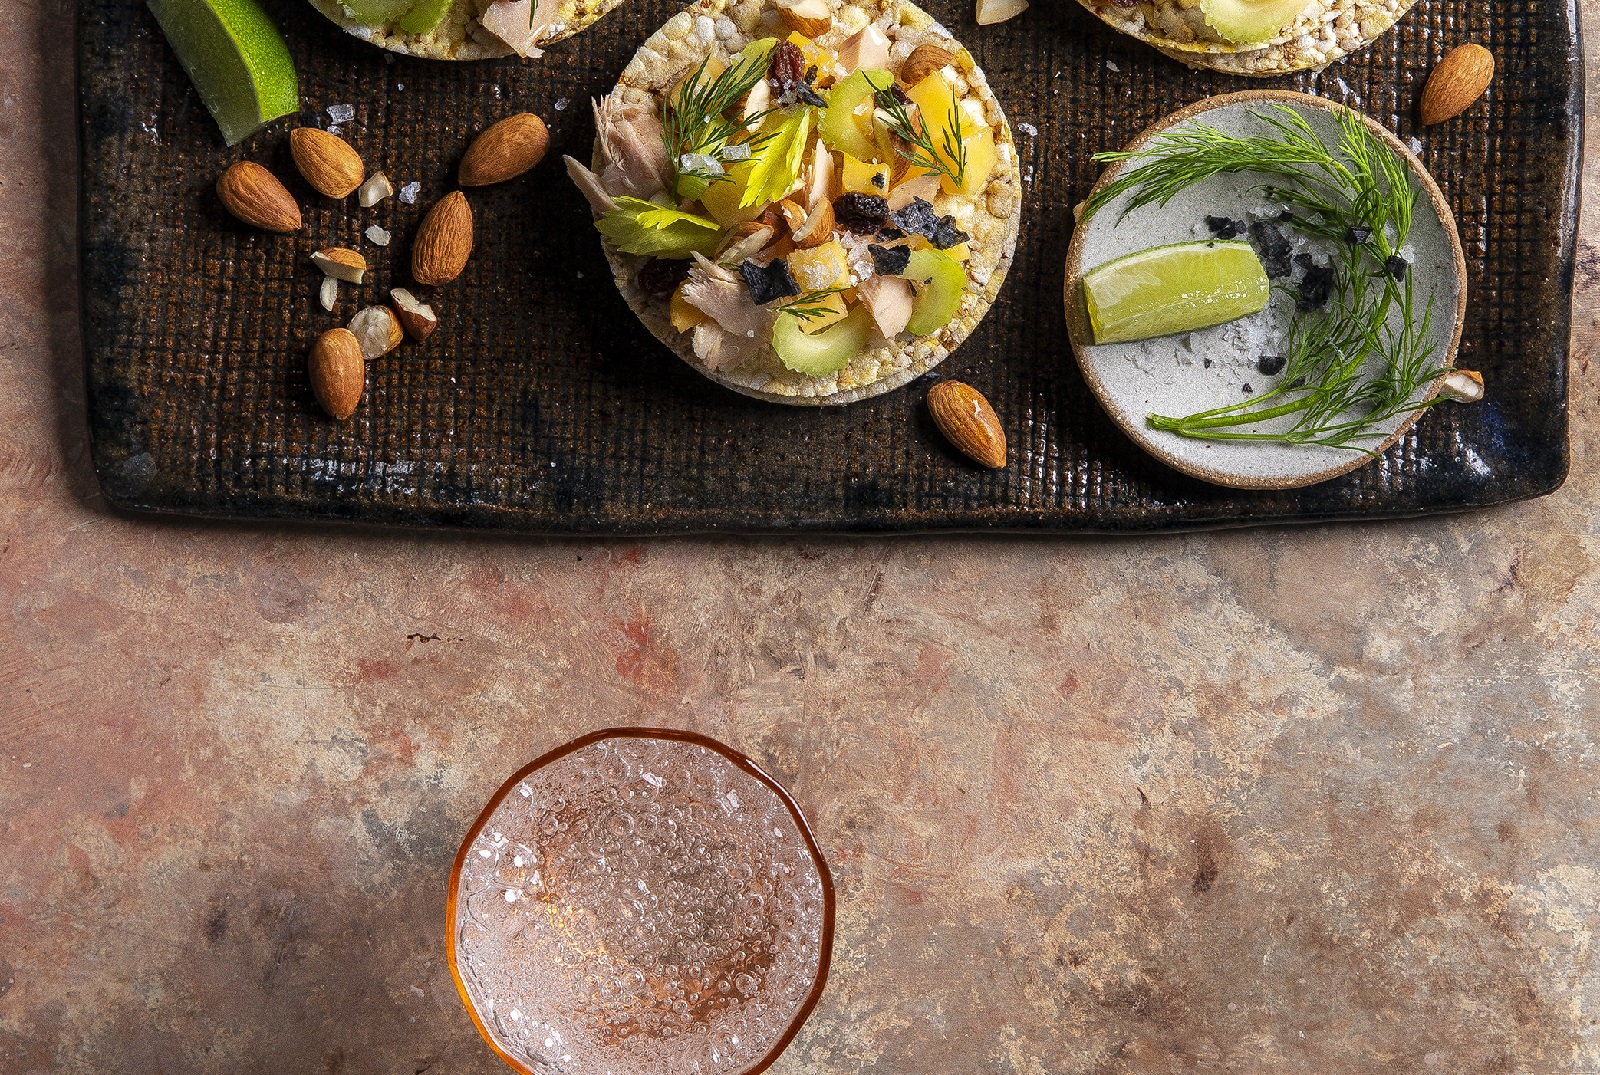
[290,127,366,198]
[928,380,1007,469]
[1420,43,1495,125]
[309,328,365,419]
[899,43,956,87]
[412,191,474,285]
[216,162,301,233]
[459,113,550,187]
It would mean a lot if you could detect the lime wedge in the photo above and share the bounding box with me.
[1082,240,1270,345]
[147,0,298,146]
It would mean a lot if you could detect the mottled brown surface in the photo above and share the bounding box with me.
[3,1,1600,1073]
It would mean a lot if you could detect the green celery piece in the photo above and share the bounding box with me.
[146,0,298,146]
[595,197,721,258]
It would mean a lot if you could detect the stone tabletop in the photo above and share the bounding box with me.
[3,3,1598,1073]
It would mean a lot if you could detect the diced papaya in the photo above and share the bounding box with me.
[840,153,890,195]
[670,284,707,332]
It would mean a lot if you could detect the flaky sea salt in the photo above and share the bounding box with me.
[554,97,569,112]
[1017,121,1038,137]
[327,103,355,124]
[399,181,421,204]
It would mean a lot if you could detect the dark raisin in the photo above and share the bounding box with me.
[1385,254,1409,280]
[1345,224,1373,245]
[834,192,890,233]
[1205,215,1246,239]
[768,40,806,97]
[889,84,911,106]
[739,258,800,305]
[869,243,911,276]
[1295,254,1334,311]
[635,257,691,297]
[1249,220,1293,279]
[1257,354,1287,376]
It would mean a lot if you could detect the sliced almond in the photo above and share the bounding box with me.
[899,43,956,87]
[319,276,339,312]
[791,199,835,247]
[389,288,439,342]
[216,162,301,233]
[290,128,365,199]
[359,172,395,208]
[837,24,891,74]
[412,191,474,286]
[309,328,365,419]
[311,247,368,284]
[776,0,831,37]
[975,0,1028,24]
[348,305,404,361]
[717,224,776,265]
[1439,369,1485,402]
[777,199,809,233]
[459,113,551,187]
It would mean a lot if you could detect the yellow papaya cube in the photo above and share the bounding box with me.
[841,153,890,194]
[670,283,707,332]
[788,239,851,292]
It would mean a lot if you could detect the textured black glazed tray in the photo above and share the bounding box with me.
[78,0,1580,534]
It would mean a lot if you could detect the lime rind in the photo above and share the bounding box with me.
[1083,240,1270,345]
[148,0,298,145]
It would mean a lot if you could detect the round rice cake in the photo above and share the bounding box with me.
[590,0,1021,405]
[1078,0,1414,76]
[307,0,625,60]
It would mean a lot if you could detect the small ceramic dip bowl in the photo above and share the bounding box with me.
[1063,91,1467,491]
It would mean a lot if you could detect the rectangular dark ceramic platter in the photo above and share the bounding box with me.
[78,0,1580,534]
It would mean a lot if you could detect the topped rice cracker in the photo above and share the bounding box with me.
[566,0,1021,405]
[1079,0,1415,76]
[307,0,624,60]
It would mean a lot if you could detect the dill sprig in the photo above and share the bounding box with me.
[778,286,847,322]
[1086,105,1445,450]
[866,74,967,188]
[663,46,778,200]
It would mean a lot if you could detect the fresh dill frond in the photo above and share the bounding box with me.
[1086,104,1446,450]
[663,41,778,200]
[866,74,967,188]
[778,286,847,322]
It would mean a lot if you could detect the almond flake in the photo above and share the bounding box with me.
[359,172,395,208]
[319,276,338,311]
[365,225,392,247]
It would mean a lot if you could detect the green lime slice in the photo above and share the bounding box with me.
[147,0,298,146]
[1083,240,1270,345]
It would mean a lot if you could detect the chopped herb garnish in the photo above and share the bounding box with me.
[740,106,814,209]
[865,73,967,188]
[778,285,848,322]
[663,39,779,201]
[1087,105,1446,450]
[595,197,721,258]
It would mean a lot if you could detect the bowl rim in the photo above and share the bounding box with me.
[444,726,836,1075]
[1061,89,1469,491]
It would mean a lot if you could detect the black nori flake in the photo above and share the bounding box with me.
[1386,254,1410,280]
[1257,354,1287,376]
[870,172,886,190]
[835,191,890,233]
[888,198,969,249]
[1242,383,1254,394]
[1205,215,1246,239]
[1249,220,1293,279]
[1345,224,1373,245]
[929,216,970,250]
[1278,208,1296,222]
[1294,253,1334,311]
[798,85,827,108]
[739,258,800,304]
[888,197,938,236]
[868,243,911,276]
[1203,358,1213,369]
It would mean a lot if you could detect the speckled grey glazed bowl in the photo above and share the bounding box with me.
[1064,91,1467,491]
